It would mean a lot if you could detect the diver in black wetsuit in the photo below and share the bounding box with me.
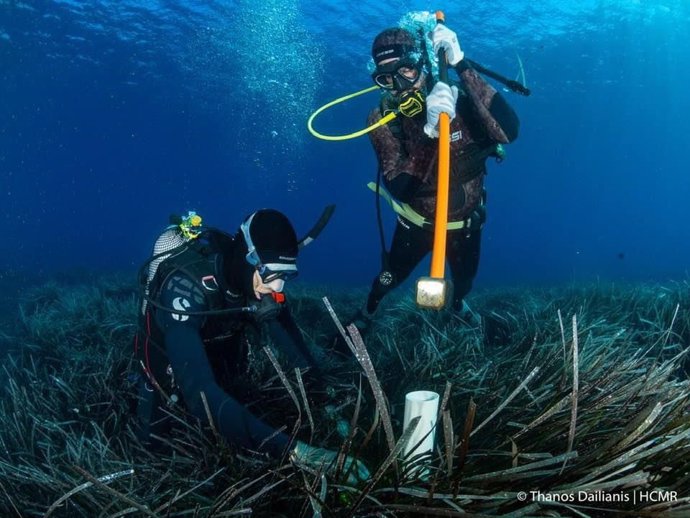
[134,209,368,483]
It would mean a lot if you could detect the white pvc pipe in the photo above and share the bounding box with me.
[403,390,440,460]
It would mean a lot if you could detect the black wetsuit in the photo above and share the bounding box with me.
[366,63,520,311]
[135,233,317,457]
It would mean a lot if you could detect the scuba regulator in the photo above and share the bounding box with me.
[396,90,425,117]
[254,292,285,323]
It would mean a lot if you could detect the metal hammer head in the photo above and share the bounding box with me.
[415,277,448,310]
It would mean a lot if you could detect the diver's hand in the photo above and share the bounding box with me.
[424,82,459,138]
[291,440,370,486]
[325,404,352,439]
[430,24,464,66]
[253,295,282,323]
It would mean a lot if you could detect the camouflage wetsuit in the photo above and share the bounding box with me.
[366,65,520,312]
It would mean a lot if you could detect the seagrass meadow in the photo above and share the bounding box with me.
[0,274,689,517]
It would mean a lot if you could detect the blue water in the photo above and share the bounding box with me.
[2,1,689,289]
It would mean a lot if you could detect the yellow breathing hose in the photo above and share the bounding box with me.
[307,85,398,141]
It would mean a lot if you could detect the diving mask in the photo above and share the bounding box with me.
[257,263,298,284]
[371,56,423,92]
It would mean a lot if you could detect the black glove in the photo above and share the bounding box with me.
[253,294,282,324]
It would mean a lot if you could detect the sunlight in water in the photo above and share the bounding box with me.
[229,1,323,187]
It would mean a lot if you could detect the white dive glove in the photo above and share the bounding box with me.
[423,82,459,138]
[430,24,465,66]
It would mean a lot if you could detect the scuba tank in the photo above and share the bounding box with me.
[140,211,203,315]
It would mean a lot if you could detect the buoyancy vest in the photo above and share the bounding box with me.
[134,231,233,391]
[378,86,503,183]
[373,89,501,229]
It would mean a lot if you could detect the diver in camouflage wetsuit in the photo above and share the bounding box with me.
[357,24,520,326]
